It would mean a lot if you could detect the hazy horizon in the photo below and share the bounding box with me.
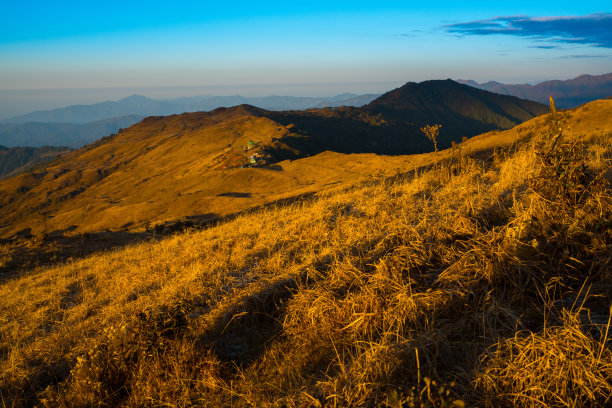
[1,1,610,119]
[3,70,611,120]
[0,81,401,120]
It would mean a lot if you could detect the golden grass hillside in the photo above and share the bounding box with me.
[0,100,611,407]
[0,88,551,242]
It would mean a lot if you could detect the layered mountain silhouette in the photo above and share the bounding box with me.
[0,115,144,148]
[5,74,606,150]
[458,72,612,108]
[0,79,554,239]
[1,93,380,149]
[315,94,379,108]
[0,145,70,179]
[2,93,378,125]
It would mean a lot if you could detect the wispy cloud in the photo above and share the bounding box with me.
[557,54,609,59]
[398,29,425,37]
[445,13,612,48]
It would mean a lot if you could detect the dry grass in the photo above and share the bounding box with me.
[475,308,612,408]
[0,101,611,407]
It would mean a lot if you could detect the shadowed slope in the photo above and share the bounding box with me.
[264,80,548,156]
[0,97,607,243]
[0,146,71,179]
[364,79,548,149]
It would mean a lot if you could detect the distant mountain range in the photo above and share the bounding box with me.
[458,73,612,108]
[0,79,551,238]
[315,94,380,108]
[1,93,380,125]
[0,145,70,179]
[0,93,380,148]
[2,73,608,149]
[0,80,546,154]
[0,115,144,148]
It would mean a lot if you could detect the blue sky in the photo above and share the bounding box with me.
[0,1,610,99]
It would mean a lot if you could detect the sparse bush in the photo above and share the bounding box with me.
[421,124,441,152]
[531,98,608,211]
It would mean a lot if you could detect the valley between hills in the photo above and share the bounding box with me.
[0,80,611,407]
[0,80,546,241]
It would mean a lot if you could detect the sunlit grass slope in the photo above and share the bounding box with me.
[0,106,301,238]
[0,104,435,240]
[0,83,551,241]
[0,100,611,407]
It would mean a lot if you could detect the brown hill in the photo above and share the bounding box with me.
[0,94,607,244]
[363,79,548,149]
[260,80,547,156]
[0,105,411,240]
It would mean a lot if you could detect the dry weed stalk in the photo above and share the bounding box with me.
[421,124,442,153]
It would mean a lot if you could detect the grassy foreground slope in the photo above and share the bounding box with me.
[0,100,611,407]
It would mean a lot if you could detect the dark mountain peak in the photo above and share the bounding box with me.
[367,79,483,108]
[370,78,547,110]
[361,79,547,151]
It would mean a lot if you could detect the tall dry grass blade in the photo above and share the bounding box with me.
[597,305,612,365]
